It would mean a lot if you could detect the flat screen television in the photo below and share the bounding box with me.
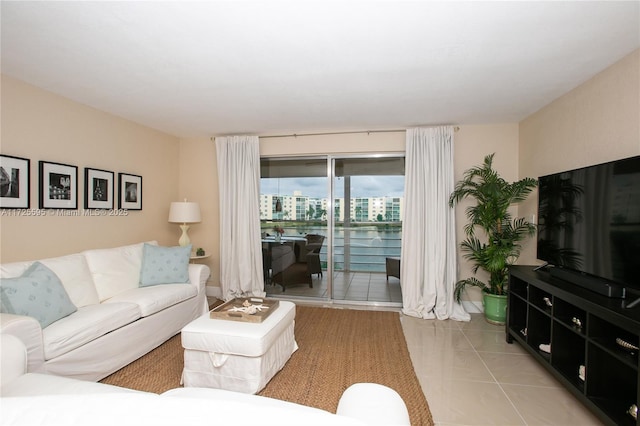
[537,155,640,301]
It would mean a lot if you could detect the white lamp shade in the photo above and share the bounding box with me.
[169,201,201,224]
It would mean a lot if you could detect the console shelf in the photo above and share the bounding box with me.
[507,266,640,426]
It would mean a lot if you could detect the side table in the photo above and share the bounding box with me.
[190,253,211,264]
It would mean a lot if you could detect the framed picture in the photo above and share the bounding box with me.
[39,161,78,209]
[84,168,114,209]
[0,154,30,209]
[118,173,142,210]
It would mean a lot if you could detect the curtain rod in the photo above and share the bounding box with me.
[259,126,459,139]
[209,126,459,141]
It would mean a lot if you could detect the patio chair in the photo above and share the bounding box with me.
[304,234,325,278]
[271,244,312,292]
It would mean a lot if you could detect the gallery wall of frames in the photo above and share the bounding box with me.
[0,154,142,211]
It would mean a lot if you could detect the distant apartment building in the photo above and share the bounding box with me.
[260,191,402,222]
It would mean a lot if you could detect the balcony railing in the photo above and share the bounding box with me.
[262,221,401,273]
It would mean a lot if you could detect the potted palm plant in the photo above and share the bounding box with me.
[449,153,537,324]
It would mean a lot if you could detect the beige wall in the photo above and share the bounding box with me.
[453,124,520,305]
[518,49,640,265]
[176,137,219,286]
[0,75,181,262]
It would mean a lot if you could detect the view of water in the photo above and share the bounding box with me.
[276,225,402,273]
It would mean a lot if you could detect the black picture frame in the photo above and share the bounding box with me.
[118,173,142,210]
[0,154,30,209]
[39,161,78,209]
[84,168,114,210]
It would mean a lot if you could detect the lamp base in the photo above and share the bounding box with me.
[178,224,191,247]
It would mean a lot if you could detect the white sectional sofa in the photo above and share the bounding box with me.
[0,241,210,381]
[1,334,411,426]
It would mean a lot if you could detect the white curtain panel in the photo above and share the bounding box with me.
[215,135,266,300]
[401,127,469,321]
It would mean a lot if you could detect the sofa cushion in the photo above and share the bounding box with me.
[0,261,31,279]
[0,262,77,328]
[43,302,141,360]
[39,254,100,308]
[1,254,99,309]
[105,284,197,317]
[83,241,155,302]
[139,244,191,286]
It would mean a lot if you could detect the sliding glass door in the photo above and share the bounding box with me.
[260,155,404,306]
[260,157,329,299]
[331,157,404,304]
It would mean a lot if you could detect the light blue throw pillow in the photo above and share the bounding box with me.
[139,243,191,287]
[0,261,77,328]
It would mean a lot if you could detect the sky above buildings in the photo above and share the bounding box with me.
[261,176,405,199]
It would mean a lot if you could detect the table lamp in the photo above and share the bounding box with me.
[168,200,201,247]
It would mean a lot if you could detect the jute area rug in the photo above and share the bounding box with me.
[101,305,433,425]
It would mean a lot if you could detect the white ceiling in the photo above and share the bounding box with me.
[2,1,639,138]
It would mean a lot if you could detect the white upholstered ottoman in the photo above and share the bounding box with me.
[180,300,297,394]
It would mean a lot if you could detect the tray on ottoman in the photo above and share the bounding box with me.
[209,297,279,323]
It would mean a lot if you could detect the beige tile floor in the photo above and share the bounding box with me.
[401,313,605,426]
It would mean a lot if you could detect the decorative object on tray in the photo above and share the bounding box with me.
[616,337,639,354]
[229,299,271,315]
[210,297,279,323]
[0,154,30,209]
[196,247,205,256]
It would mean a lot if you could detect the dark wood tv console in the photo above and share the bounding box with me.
[507,266,640,426]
